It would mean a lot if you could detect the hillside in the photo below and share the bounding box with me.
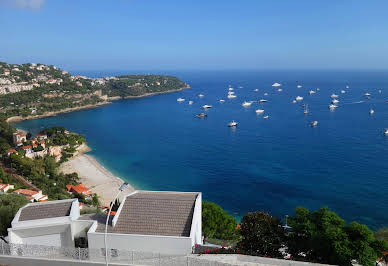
[0,62,189,119]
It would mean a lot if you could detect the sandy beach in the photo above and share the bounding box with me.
[59,153,134,206]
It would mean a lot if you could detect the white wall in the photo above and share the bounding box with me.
[23,234,62,247]
[88,232,193,255]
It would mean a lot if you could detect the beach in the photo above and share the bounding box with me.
[59,153,134,206]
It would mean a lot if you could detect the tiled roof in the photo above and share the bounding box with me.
[19,201,73,221]
[14,189,38,196]
[70,184,90,194]
[101,191,198,237]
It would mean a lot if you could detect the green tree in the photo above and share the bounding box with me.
[0,194,28,236]
[238,212,284,257]
[202,201,238,240]
[287,207,388,266]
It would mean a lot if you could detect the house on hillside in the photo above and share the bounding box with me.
[3,69,10,75]
[66,184,92,199]
[13,189,48,202]
[0,184,14,193]
[12,131,27,145]
[8,190,202,255]
[21,145,32,155]
[6,148,18,156]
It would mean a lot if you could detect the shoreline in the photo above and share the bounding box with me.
[7,87,189,123]
[59,150,135,206]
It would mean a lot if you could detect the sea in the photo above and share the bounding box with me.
[13,70,388,230]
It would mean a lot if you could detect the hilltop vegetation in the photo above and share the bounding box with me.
[0,62,189,119]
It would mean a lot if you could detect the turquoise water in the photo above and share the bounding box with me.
[14,70,388,229]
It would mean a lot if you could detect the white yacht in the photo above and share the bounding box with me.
[329,104,338,110]
[188,100,193,105]
[341,90,346,94]
[295,96,303,101]
[316,88,320,91]
[263,115,269,119]
[346,85,350,89]
[201,104,212,109]
[254,89,259,92]
[177,98,185,102]
[238,86,243,89]
[278,88,283,92]
[242,101,252,107]
[259,99,268,103]
[385,129,388,135]
[369,109,375,115]
[198,94,205,97]
[219,99,225,103]
[379,90,382,94]
[297,85,303,88]
[332,99,340,104]
[331,94,339,98]
[228,121,238,127]
[255,109,264,114]
[304,104,309,114]
[309,90,316,95]
[264,92,269,96]
[228,91,235,95]
[228,88,234,91]
[364,93,371,97]
[311,121,318,127]
[227,94,237,99]
[272,82,281,87]
[292,100,297,104]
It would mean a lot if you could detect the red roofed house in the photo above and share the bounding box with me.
[3,69,10,75]
[6,149,18,156]
[13,131,27,145]
[66,184,92,199]
[35,134,48,141]
[22,145,32,155]
[13,189,48,202]
[0,184,14,193]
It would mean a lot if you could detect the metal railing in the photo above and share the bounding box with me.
[0,242,234,266]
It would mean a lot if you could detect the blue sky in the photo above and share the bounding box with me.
[1,0,388,71]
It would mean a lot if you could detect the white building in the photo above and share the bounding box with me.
[8,190,202,255]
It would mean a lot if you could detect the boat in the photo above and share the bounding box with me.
[219,99,225,103]
[309,90,316,95]
[255,109,264,114]
[263,115,269,119]
[329,104,338,110]
[188,101,193,105]
[297,85,302,88]
[341,90,346,94]
[278,88,283,92]
[295,96,303,101]
[311,121,318,127]
[228,91,235,95]
[272,82,281,87]
[238,86,243,89]
[364,93,371,97]
[264,92,269,96]
[228,121,238,127]
[259,99,267,103]
[177,98,185,102]
[332,99,339,104]
[228,88,234,91]
[346,85,350,89]
[385,129,388,135]
[331,94,339,98]
[292,100,297,104]
[242,101,252,107]
[201,105,212,109]
[369,109,374,114]
[195,113,207,118]
[227,94,237,99]
[254,89,259,92]
[304,104,309,114]
[316,88,320,91]
[379,90,382,94]
[198,94,205,97]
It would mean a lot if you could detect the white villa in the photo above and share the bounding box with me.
[8,190,202,255]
